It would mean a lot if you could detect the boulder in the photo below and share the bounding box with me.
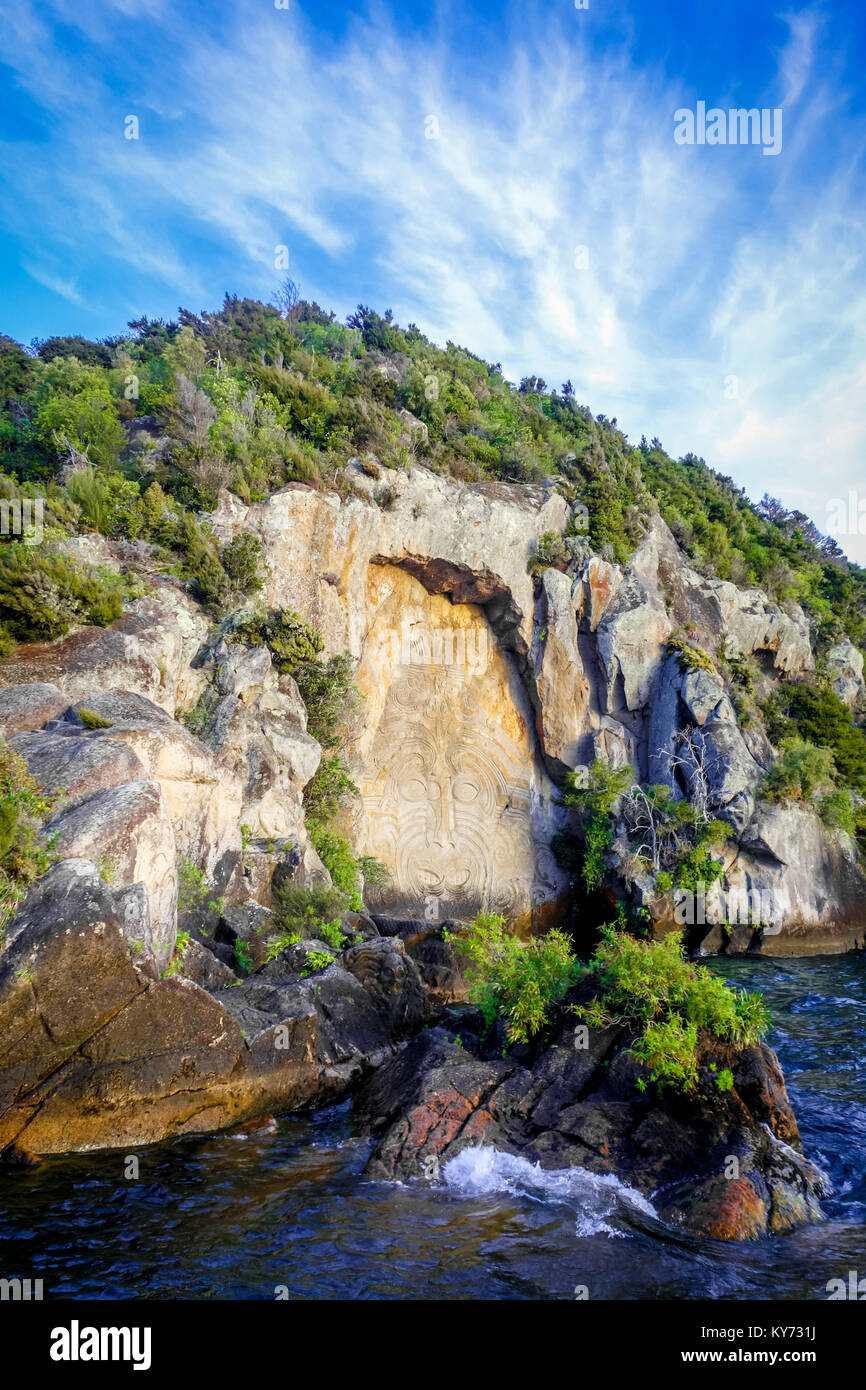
[826,639,865,709]
[210,639,274,700]
[113,881,158,976]
[61,690,244,886]
[732,802,866,954]
[11,727,146,807]
[45,779,178,967]
[596,588,672,715]
[215,899,276,970]
[216,964,394,1089]
[574,554,623,633]
[0,682,68,737]
[701,722,765,831]
[0,860,319,1155]
[681,668,734,727]
[175,938,238,991]
[204,690,320,842]
[533,567,590,772]
[392,919,469,1005]
[0,593,209,716]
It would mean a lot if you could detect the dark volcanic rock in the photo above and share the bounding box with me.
[369,915,468,1004]
[216,964,393,1091]
[216,899,275,969]
[356,1011,829,1241]
[342,936,428,1034]
[178,938,238,991]
[359,1031,515,1179]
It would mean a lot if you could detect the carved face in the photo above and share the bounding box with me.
[361,667,534,917]
[344,941,405,994]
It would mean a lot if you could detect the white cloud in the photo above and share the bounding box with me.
[1,0,863,562]
[21,264,85,306]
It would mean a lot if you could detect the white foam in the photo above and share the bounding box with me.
[441,1146,656,1238]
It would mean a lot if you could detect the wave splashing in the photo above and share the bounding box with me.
[441,1146,656,1238]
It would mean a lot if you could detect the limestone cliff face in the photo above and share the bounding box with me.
[204,462,863,951]
[0,460,863,960]
[208,462,573,928]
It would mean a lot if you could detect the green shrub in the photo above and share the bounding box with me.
[358,854,391,891]
[0,546,123,642]
[762,739,837,802]
[67,467,141,536]
[234,939,253,975]
[154,510,233,611]
[676,841,726,894]
[271,882,349,939]
[667,635,717,674]
[231,606,323,670]
[762,683,866,791]
[307,822,363,910]
[220,533,262,594]
[34,364,124,467]
[527,530,569,575]
[302,755,359,821]
[444,911,581,1045]
[301,949,335,977]
[0,739,54,931]
[557,758,632,891]
[76,707,113,729]
[573,925,771,1094]
[631,1015,699,1093]
[316,918,346,950]
[178,698,209,737]
[162,930,191,978]
[263,930,303,963]
[292,653,360,745]
[96,853,116,885]
[818,788,866,859]
[818,788,857,834]
[724,652,756,694]
[176,858,224,916]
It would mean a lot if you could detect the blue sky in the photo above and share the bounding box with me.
[1,0,865,559]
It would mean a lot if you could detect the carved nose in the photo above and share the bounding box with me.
[431,787,456,847]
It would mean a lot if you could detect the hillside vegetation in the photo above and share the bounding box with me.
[0,289,863,700]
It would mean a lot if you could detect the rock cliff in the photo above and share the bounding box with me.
[0,461,863,1196]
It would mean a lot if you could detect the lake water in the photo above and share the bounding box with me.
[2,954,864,1300]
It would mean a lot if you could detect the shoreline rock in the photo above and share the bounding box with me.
[356,1003,829,1241]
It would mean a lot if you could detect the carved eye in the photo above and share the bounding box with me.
[451,774,480,804]
[399,776,435,802]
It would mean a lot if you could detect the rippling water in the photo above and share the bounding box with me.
[1,953,864,1300]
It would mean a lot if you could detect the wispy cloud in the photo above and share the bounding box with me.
[21,264,85,306]
[1,0,864,559]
